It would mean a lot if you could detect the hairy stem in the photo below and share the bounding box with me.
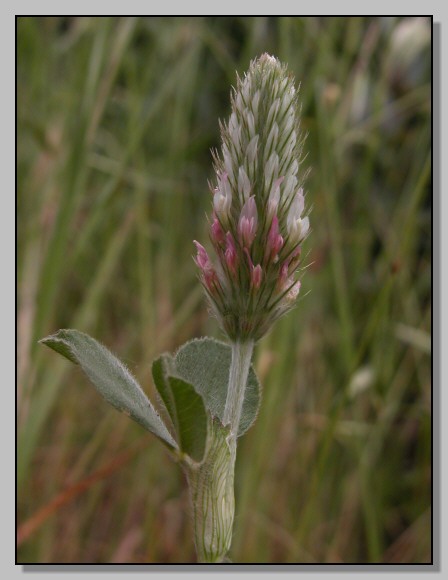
[187,419,235,563]
[223,340,255,438]
[188,339,255,563]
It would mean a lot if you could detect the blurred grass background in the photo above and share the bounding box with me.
[17,16,431,564]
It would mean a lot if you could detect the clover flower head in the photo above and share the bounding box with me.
[194,54,310,341]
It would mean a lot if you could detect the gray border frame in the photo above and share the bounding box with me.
[15,15,438,576]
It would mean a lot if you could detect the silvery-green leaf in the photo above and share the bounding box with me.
[152,355,207,462]
[174,337,261,437]
[151,354,177,428]
[40,329,177,449]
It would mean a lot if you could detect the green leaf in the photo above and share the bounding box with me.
[173,337,261,437]
[40,329,177,450]
[39,334,80,365]
[151,354,177,426]
[167,376,207,462]
[152,355,207,462]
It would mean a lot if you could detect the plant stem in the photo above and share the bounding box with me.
[188,339,255,563]
[223,339,255,438]
[187,419,235,563]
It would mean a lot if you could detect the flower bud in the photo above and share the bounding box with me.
[194,241,218,292]
[286,189,309,246]
[211,217,225,245]
[267,176,284,217]
[225,232,237,275]
[238,166,251,203]
[266,215,284,262]
[251,264,263,289]
[213,172,232,223]
[238,196,258,248]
